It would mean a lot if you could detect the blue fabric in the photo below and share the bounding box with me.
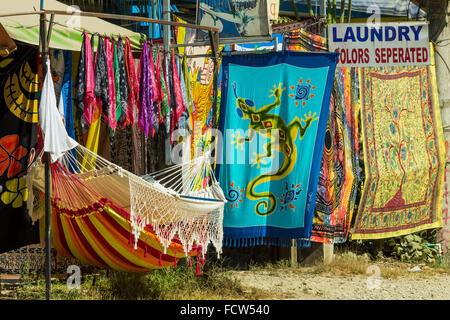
[62,51,75,141]
[217,51,338,245]
[62,50,78,172]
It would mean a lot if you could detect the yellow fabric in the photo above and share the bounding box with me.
[352,43,444,240]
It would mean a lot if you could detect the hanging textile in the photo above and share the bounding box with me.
[286,29,361,244]
[176,56,192,136]
[116,38,128,129]
[94,35,110,126]
[157,49,170,126]
[164,52,173,138]
[310,68,360,244]
[138,41,154,138]
[149,45,159,137]
[105,37,117,132]
[217,51,338,246]
[50,50,65,101]
[40,59,78,163]
[170,51,186,142]
[61,51,76,143]
[125,37,139,127]
[84,31,95,126]
[0,44,40,253]
[352,57,445,239]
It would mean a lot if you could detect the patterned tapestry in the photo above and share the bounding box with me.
[352,63,445,240]
[175,15,222,159]
[0,43,40,253]
[217,51,338,246]
[310,68,360,243]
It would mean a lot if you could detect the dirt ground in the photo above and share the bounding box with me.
[229,268,450,300]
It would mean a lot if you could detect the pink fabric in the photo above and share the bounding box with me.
[83,31,96,125]
[105,37,117,132]
[171,51,186,129]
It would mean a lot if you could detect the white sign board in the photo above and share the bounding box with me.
[328,22,430,67]
[269,0,280,20]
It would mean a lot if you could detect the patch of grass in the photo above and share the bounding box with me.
[303,251,450,280]
[305,251,372,276]
[7,256,271,300]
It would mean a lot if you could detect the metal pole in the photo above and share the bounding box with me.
[162,0,171,51]
[320,0,327,37]
[163,0,172,165]
[39,0,51,301]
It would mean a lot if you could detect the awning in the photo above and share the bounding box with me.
[0,0,143,51]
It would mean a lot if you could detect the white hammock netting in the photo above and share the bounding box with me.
[28,143,226,258]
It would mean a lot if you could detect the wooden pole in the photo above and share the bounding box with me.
[39,0,52,301]
[290,240,298,267]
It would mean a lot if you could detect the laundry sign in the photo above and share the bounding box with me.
[328,22,430,67]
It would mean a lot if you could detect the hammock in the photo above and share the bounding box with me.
[29,144,226,271]
[29,58,226,272]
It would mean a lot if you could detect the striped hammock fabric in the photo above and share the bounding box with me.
[51,194,201,272]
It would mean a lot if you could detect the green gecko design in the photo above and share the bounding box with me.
[231,82,318,216]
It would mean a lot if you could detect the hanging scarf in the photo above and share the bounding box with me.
[182,56,194,114]
[156,48,169,125]
[74,32,86,122]
[94,35,110,124]
[113,40,122,128]
[105,37,117,132]
[125,37,139,126]
[83,31,95,126]
[148,46,159,137]
[138,41,154,138]
[175,55,192,135]
[171,52,186,135]
[149,45,158,103]
[163,52,172,138]
[116,38,128,129]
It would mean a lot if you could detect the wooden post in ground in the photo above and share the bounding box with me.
[290,240,298,267]
[323,243,334,264]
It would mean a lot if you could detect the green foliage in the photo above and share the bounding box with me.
[273,16,293,24]
[386,231,441,264]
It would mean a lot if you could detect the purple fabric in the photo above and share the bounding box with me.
[138,42,154,138]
